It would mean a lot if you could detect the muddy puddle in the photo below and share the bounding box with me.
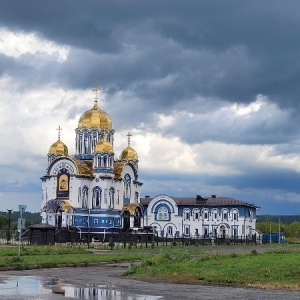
[0,275,164,299]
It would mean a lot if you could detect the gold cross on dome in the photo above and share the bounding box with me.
[92,85,100,102]
[127,132,132,146]
[57,125,62,140]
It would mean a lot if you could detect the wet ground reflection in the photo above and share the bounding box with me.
[0,275,163,299]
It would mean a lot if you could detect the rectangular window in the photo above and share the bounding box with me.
[214,213,217,220]
[223,213,228,221]
[233,213,238,221]
[204,212,208,219]
[194,212,199,220]
[168,226,173,236]
[233,227,237,237]
[212,226,217,237]
[204,227,208,237]
[184,225,190,236]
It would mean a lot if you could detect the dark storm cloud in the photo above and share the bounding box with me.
[1,0,300,111]
[142,167,300,194]
[209,170,300,194]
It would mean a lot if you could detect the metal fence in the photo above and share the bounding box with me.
[0,229,263,248]
[0,230,30,245]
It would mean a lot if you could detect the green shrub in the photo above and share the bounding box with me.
[250,249,258,255]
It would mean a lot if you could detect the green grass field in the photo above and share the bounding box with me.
[124,246,300,290]
[0,245,146,270]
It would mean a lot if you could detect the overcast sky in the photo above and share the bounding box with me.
[1,1,300,214]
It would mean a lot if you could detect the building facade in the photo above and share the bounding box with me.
[141,194,258,239]
[40,88,143,236]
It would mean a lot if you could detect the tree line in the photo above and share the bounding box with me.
[256,221,300,239]
[0,211,40,230]
[256,215,300,239]
[257,215,300,224]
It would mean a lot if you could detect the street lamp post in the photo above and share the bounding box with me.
[6,209,13,244]
[18,205,27,257]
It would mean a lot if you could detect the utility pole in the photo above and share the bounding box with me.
[278,217,281,244]
[269,221,272,244]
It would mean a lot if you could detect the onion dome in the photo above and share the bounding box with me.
[78,100,112,130]
[95,137,113,153]
[120,145,138,161]
[49,138,68,156]
[49,126,68,156]
[120,132,138,161]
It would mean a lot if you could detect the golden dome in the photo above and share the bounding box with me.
[120,145,138,161]
[95,138,113,153]
[78,101,112,129]
[49,139,68,156]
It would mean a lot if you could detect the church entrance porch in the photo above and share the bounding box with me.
[42,199,73,229]
[218,223,230,238]
[121,203,144,230]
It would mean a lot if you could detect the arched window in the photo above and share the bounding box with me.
[95,190,100,206]
[124,174,131,199]
[93,187,102,208]
[202,208,209,220]
[109,187,115,208]
[193,209,200,221]
[183,209,191,221]
[167,226,173,236]
[84,132,89,154]
[92,130,98,151]
[222,209,229,221]
[231,209,239,221]
[157,207,169,221]
[135,192,139,203]
[82,186,88,208]
[211,209,219,221]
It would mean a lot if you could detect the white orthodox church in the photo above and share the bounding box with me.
[40,87,259,241]
[40,87,143,236]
